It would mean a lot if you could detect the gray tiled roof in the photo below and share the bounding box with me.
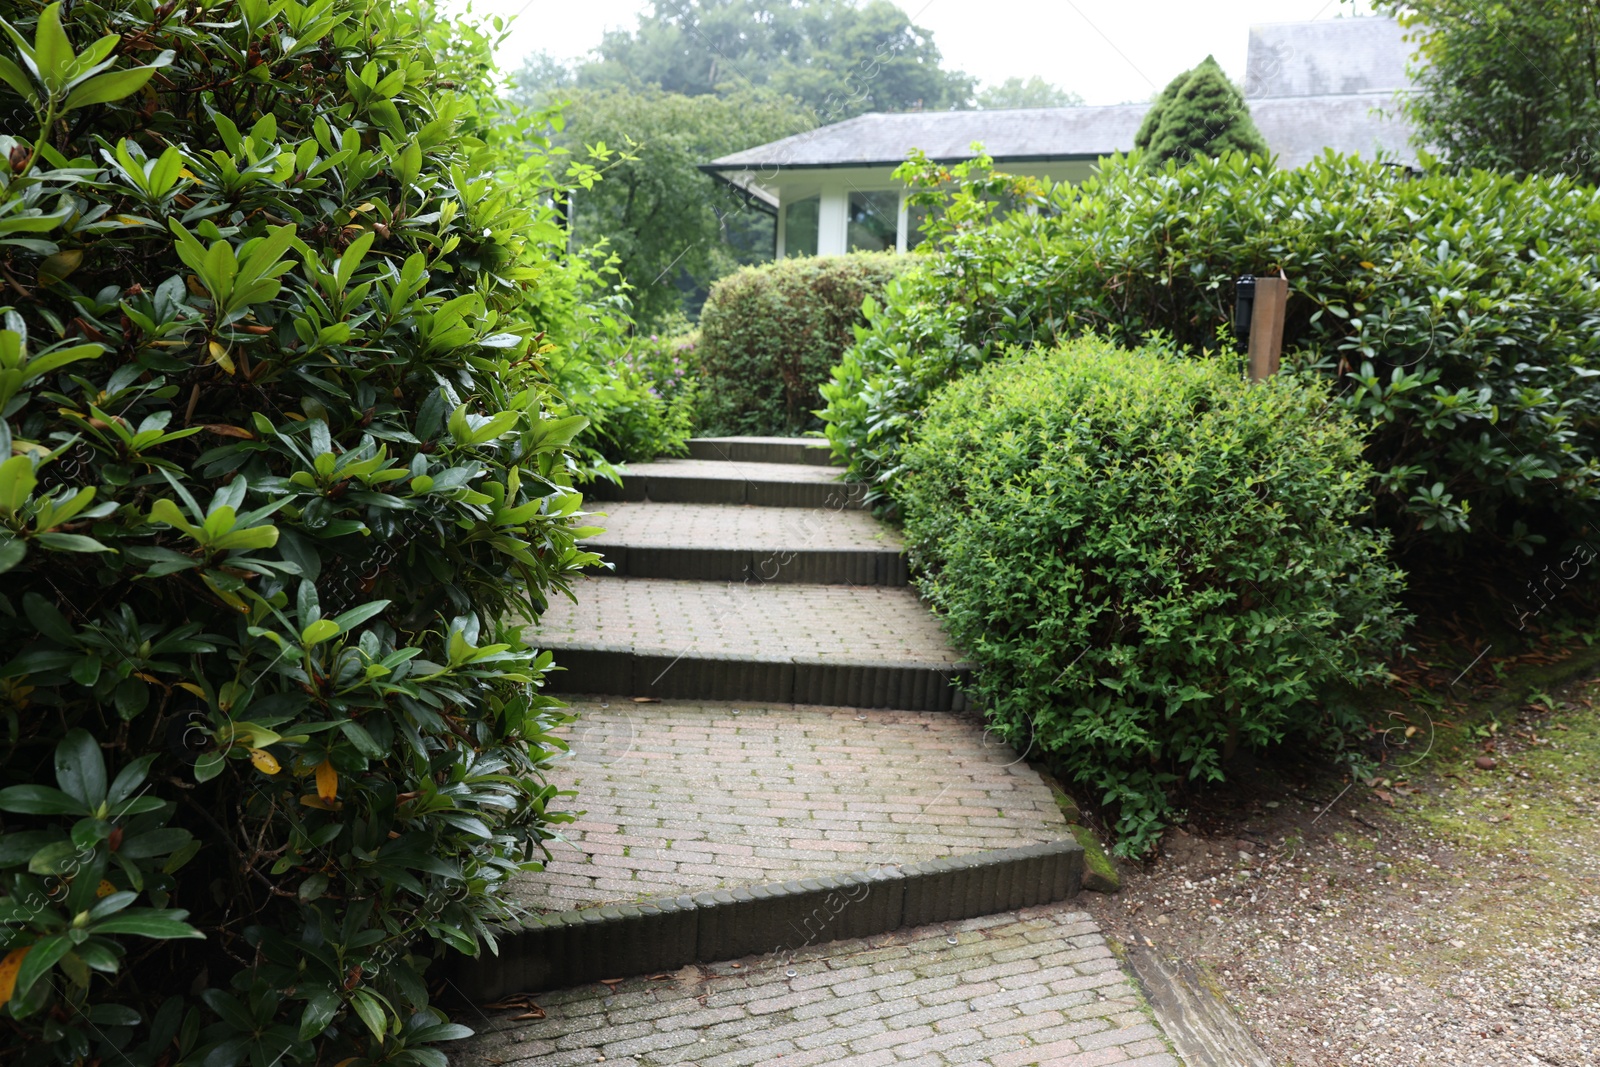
[707,105,1152,169]
[707,16,1419,175]
[1253,94,1415,168]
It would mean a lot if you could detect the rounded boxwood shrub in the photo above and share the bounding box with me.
[823,152,1600,563]
[0,1,595,1062]
[900,337,1410,854]
[697,253,911,437]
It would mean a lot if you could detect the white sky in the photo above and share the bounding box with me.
[450,0,1378,106]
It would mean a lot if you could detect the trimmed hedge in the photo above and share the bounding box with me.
[697,253,911,437]
[822,152,1600,562]
[900,337,1410,854]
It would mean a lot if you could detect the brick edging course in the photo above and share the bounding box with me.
[583,544,909,585]
[545,650,971,710]
[687,437,838,466]
[447,838,1084,1001]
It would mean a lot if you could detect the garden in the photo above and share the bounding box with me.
[2,0,1599,1062]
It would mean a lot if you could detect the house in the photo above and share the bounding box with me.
[701,16,1420,258]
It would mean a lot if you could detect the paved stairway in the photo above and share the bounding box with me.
[448,439,1180,1066]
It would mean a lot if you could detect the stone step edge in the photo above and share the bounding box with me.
[587,473,867,510]
[544,650,972,711]
[688,438,839,467]
[581,544,909,586]
[446,838,1086,1001]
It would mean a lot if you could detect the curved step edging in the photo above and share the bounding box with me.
[687,437,838,466]
[583,544,909,586]
[447,838,1085,1001]
[546,651,971,711]
[587,472,868,510]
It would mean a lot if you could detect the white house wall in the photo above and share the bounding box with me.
[760,161,1098,258]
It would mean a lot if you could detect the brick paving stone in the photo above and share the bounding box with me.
[453,905,1178,1066]
[526,576,968,666]
[587,501,902,553]
[510,701,1066,911]
[606,457,849,486]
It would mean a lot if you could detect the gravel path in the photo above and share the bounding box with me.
[1081,679,1600,1066]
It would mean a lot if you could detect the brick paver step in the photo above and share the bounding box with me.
[528,578,969,708]
[586,458,867,509]
[511,702,1067,915]
[688,435,839,466]
[585,502,907,585]
[456,904,1178,1067]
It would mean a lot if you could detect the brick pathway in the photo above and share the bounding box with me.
[587,502,901,553]
[451,439,1182,1065]
[527,578,966,666]
[458,906,1177,1067]
[510,702,1066,912]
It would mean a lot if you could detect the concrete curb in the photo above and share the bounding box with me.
[545,649,971,711]
[584,544,909,586]
[587,472,868,510]
[688,437,838,466]
[447,839,1084,1001]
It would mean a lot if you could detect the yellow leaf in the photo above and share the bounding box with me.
[203,424,255,439]
[176,682,207,698]
[0,946,30,1007]
[315,759,337,801]
[37,249,83,286]
[1360,261,1376,269]
[250,749,281,775]
[207,340,237,375]
[96,880,116,898]
[351,202,375,213]
[185,274,208,297]
[299,794,342,811]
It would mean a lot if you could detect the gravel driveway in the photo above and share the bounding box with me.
[1080,676,1600,1066]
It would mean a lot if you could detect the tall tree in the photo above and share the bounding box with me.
[1375,1,1600,183]
[975,76,1083,109]
[576,0,973,119]
[1141,56,1268,165]
[557,88,817,327]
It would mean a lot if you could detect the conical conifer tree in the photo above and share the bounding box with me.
[1134,70,1186,151]
[1144,56,1269,165]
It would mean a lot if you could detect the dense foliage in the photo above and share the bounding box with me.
[0,1,600,1062]
[1134,56,1266,166]
[1376,1,1600,185]
[697,253,909,437]
[900,338,1410,853]
[975,77,1082,109]
[541,87,815,328]
[554,326,697,466]
[536,0,974,120]
[821,151,1600,564]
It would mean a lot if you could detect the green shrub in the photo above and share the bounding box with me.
[900,337,1410,854]
[552,327,698,469]
[697,253,911,437]
[0,1,596,1062]
[821,152,1600,562]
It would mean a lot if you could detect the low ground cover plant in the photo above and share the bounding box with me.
[0,1,598,1062]
[822,151,1600,566]
[899,337,1411,853]
[697,253,910,437]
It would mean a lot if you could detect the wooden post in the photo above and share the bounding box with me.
[1247,276,1288,382]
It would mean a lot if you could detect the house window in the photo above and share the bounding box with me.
[783,196,819,257]
[847,190,898,252]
